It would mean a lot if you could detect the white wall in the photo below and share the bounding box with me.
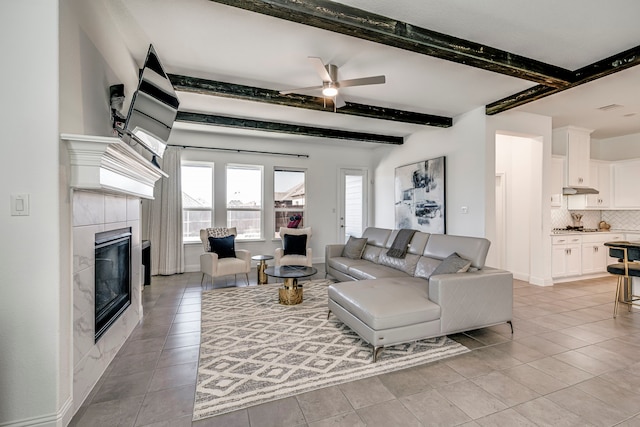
[174,129,376,272]
[0,1,71,425]
[373,108,489,238]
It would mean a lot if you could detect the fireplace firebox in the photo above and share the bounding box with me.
[95,227,132,341]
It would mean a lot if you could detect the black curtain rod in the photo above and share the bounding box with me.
[168,144,309,158]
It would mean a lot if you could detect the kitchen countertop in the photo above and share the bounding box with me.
[550,229,640,236]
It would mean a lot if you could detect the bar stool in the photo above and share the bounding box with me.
[604,241,640,318]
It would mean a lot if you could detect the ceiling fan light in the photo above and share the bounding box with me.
[322,86,338,97]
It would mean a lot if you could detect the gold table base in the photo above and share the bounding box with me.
[257,261,268,285]
[279,278,303,305]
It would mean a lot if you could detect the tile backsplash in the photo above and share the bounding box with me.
[552,207,640,231]
[551,209,601,229]
[602,210,640,231]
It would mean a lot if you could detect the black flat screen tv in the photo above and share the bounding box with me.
[122,44,179,159]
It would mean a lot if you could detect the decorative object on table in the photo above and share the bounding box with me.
[265,265,318,305]
[199,227,251,287]
[275,226,313,266]
[193,279,469,421]
[571,212,583,228]
[395,156,445,233]
[287,214,302,228]
[598,220,611,231]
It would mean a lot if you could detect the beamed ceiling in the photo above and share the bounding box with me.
[104,0,640,143]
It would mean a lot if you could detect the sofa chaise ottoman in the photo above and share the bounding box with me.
[326,228,513,361]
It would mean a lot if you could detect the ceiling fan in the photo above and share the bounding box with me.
[279,57,386,110]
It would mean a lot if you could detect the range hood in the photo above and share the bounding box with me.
[563,186,599,195]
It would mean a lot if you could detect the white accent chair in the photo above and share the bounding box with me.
[200,227,251,286]
[275,227,313,267]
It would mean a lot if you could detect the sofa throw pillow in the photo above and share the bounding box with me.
[283,234,307,256]
[342,236,368,259]
[208,235,236,258]
[431,252,471,276]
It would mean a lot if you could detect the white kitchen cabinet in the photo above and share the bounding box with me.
[552,235,582,278]
[581,233,624,274]
[613,160,640,208]
[553,126,593,187]
[551,156,564,208]
[567,161,611,210]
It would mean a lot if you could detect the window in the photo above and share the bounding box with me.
[226,164,263,239]
[274,168,306,238]
[182,164,213,242]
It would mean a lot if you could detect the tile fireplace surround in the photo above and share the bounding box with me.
[63,134,165,413]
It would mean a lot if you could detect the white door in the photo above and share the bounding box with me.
[339,169,368,243]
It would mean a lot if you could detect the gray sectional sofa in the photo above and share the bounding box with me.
[325,227,513,361]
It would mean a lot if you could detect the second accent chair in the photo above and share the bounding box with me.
[275,227,313,267]
[200,227,251,286]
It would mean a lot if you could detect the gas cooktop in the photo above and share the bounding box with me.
[552,227,600,233]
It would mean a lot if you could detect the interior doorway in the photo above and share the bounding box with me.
[495,134,542,282]
[338,168,368,242]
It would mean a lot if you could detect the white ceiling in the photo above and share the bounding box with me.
[105,0,640,141]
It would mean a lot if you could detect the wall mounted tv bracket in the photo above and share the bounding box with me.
[110,84,125,132]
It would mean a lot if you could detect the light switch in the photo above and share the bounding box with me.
[11,194,30,216]
[461,206,469,214]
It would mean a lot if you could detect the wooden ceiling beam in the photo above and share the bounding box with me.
[487,44,640,115]
[175,111,405,144]
[207,0,573,88]
[169,74,452,127]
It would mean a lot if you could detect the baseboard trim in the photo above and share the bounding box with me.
[0,397,73,427]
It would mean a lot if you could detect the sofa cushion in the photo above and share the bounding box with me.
[414,256,441,280]
[283,234,307,255]
[361,227,392,247]
[342,236,368,259]
[362,245,385,263]
[348,263,411,280]
[208,235,236,258]
[423,234,490,269]
[328,278,441,330]
[327,256,371,273]
[432,252,472,276]
[378,252,421,275]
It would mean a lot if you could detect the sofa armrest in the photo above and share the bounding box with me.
[325,244,345,259]
[428,267,513,334]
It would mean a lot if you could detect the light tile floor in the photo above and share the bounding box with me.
[70,266,640,426]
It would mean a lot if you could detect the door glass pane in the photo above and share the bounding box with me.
[344,175,363,241]
[181,165,213,242]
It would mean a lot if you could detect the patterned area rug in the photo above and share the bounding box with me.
[193,279,469,421]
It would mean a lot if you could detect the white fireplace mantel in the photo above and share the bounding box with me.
[61,133,168,199]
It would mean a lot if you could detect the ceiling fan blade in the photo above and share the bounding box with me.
[279,85,323,95]
[334,94,346,109]
[337,75,386,88]
[308,56,333,82]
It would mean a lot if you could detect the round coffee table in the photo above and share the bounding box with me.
[264,265,318,305]
[251,255,274,285]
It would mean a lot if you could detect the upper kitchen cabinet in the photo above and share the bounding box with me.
[553,126,593,187]
[567,160,611,210]
[613,159,640,208]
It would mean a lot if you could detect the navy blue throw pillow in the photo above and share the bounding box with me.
[283,234,307,256]
[208,235,236,258]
